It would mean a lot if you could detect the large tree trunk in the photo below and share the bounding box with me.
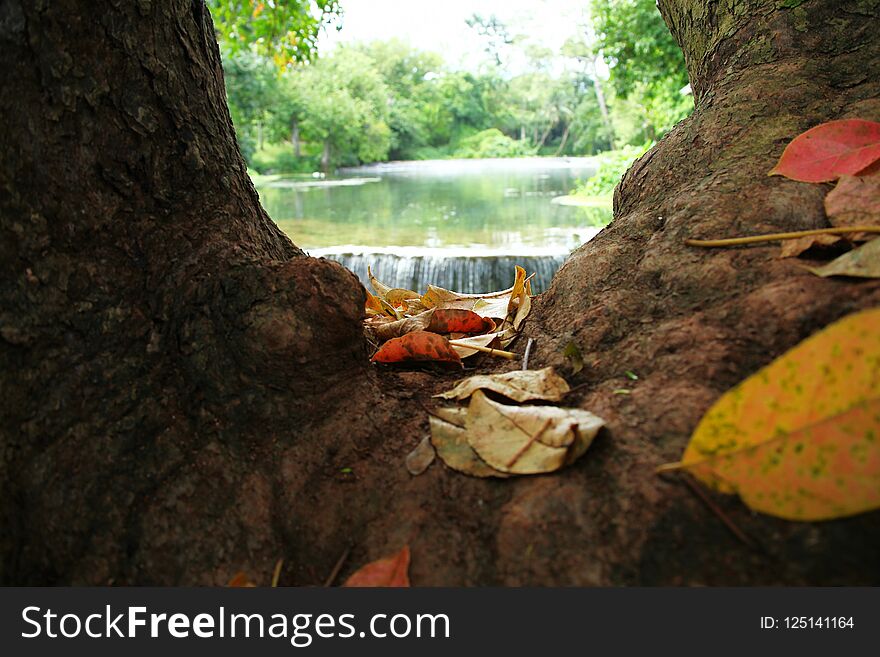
[1,0,878,586]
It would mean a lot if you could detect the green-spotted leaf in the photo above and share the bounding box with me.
[807,238,880,278]
[659,308,880,521]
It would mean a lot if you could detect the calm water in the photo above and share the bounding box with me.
[255,158,611,292]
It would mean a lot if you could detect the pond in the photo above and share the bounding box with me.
[255,157,611,293]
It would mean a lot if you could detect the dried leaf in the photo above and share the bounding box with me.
[385,288,421,306]
[367,266,393,298]
[427,309,496,335]
[448,331,505,359]
[778,233,842,258]
[343,546,410,587]
[435,367,570,403]
[824,173,880,232]
[663,308,880,521]
[807,237,880,278]
[769,119,880,183]
[429,407,509,478]
[405,436,436,475]
[227,572,256,587]
[371,331,462,365]
[365,309,433,343]
[466,391,604,475]
[365,290,385,316]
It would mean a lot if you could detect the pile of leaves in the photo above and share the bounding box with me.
[428,367,605,478]
[364,265,533,365]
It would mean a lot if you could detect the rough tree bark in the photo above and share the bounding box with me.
[1,0,878,585]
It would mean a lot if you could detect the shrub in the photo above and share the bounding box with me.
[453,129,535,159]
[575,143,654,196]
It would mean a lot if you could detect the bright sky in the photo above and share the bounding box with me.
[318,0,592,74]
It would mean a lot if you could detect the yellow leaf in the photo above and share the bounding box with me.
[662,308,880,521]
[429,407,509,478]
[435,367,570,403]
[367,266,393,297]
[385,288,421,306]
[465,391,604,475]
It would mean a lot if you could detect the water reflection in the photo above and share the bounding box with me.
[255,157,611,292]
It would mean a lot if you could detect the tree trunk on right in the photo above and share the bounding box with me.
[527,0,880,582]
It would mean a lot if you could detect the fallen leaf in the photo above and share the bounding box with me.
[661,307,880,521]
[427,309,496,335]
[435,367,570,403]
[807,237,880,278]
[365,309,434,343]
[778,233,842,258]
[386,288,421,306]
[227,572,256,587]
[367,266,393,297]
[429,407,509,478]
[447,331,505,359]
[405,435,436,475]
[343,546,410,587]
[824,173,880,233]
[365,290,385,316]
[465,391,604,475]
[371,331,462,365]
[769,118,880,183]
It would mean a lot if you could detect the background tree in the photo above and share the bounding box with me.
[208,0,341,66]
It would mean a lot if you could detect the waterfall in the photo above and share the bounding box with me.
[313,251,568,294]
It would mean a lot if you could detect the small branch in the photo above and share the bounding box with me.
[271,558,284,587]
[685,225,880,248]
[522,338,535,370]
[323,546,352,587]
[679,474,756,550]
[448,340,517,360]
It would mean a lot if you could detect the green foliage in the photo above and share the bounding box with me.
[250,143,318,175]
[208,0,340,66]
[591,0,692,139]
[575,143,653,196]
[454,129,535,159]
[217,1,693,172]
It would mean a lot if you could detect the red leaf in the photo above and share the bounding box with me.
[427,309,496,335]
[769,119,880,183]
[227,572,255,587]
[371,331,463,365]
[343,546,410,587]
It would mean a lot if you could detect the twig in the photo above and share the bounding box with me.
[448,340,517,360]
[323,546,352,587]
[271,558,284,587]
[685,225,880,248]
[679,474,756,550]
[522,338,535,370]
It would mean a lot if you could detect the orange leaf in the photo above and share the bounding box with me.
[227,572,256,587]
[371,331,463,365]
[343,546,410,587]
[427,309,496,335]
[769,119,880,183]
